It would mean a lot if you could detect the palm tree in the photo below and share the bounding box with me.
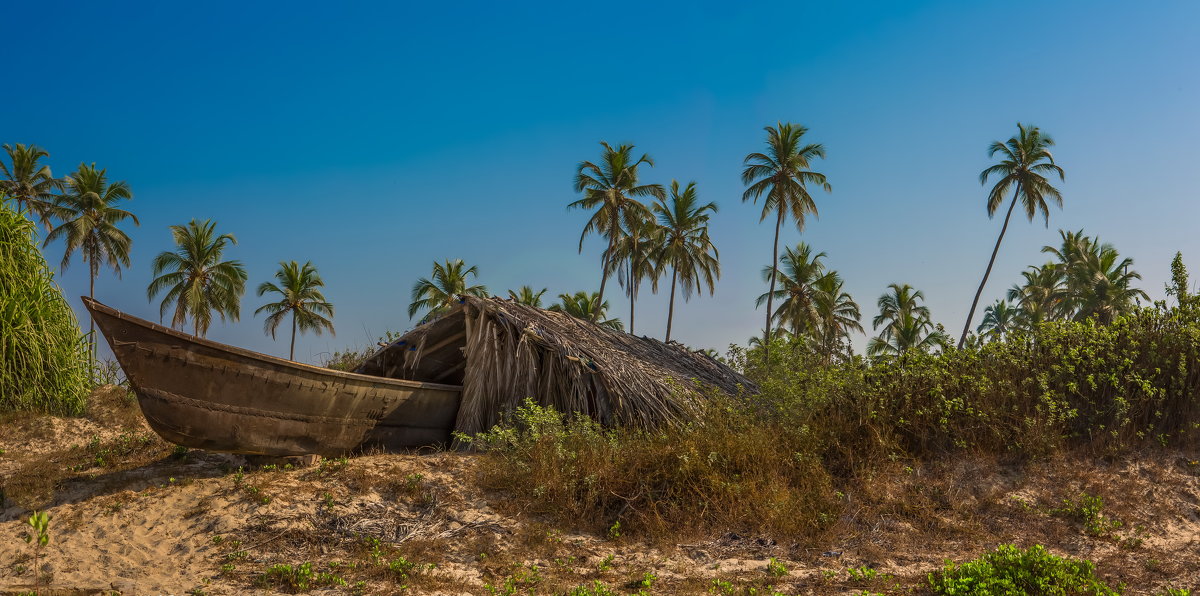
[507,286,548,307]
[867,312,950,357]
[549,291,623,331]
[977,300,1018,341]
[147,219,247,337]
[569,142,664,322]
[1042,231,1146,323]
[873,283,931,342]
[1008,263,1066,328]
[959,123,1065,348]
[0,143,61,228]
[255,261,335,360]
[810,272,863,363]
[408,259,488,322]
[605,213,663,334]
[742,123,831,358]
[43,163,139,345]
[653,180,719,343]
[756,243,827,338]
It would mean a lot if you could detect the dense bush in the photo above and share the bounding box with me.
[0,203,90,415]
[927,544,1120,595]
[739,306,1200,463]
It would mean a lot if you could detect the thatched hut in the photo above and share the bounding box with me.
[355,296,755,435]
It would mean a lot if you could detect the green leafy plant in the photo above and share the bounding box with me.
[1052,493,1122,537]
[927,544,1120,596]
[22,510,50,594]
[767,557,787,577]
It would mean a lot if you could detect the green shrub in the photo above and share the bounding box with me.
[0,203,90,415]
[927,544,1120,595]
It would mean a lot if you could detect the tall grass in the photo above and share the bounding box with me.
[0,203,90,415]
[468,304,1200,541]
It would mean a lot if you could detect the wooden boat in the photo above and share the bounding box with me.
[83,297,462,457]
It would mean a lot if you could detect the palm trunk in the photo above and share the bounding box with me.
[764,208,784,366]
[629,258,636,334]
[89,268,96,364]
[593,218,618,323]
[665,266,679,342]
[289,311,297,361]
[958,182,1023,349]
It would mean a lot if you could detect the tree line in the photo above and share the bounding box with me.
[1,120,1154,363]
[0,144,332,360]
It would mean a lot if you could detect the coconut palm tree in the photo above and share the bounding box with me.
[605,213,663,334]
[549,291,623,331]
[569,142,664,322]
[408,259,488,323]
[255,261,335,360]
[1042,231,1146,324]
[0,143,61,228]
[43,164,139,345]
[867,312,949,357]
[147,219,247,337]
[873,283,931,342]
[756,243,827,338]
[652,180,719,343]
[741,123,831,358]
[977,299,1018,341]
[507,286,548,307]
[959,123,1065,348]
[1008,263,1066,328]
[810,272,863,363]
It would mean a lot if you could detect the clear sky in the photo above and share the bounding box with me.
[6,0,1198,362]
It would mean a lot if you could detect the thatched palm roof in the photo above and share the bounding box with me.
[356,296,755,435]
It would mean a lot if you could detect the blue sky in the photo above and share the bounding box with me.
[6,0,1199,362]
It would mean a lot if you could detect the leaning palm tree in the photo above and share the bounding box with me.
[507,285,548,307]
[977,299,1018,341]
[569,142,664,322]
[255,261,335,360]
[959,123,1065,348]
[147,219,247,337]
[652,180,719,342]
[43,163,139,345]
[0,143,61,228]
[756,243,827,339]
[742,122,831,357]
[549,290,623,331]
[408,259,488,323]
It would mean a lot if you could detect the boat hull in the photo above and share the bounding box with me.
[84,298,462,456]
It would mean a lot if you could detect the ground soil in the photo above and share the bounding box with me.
[0,387,1197,595]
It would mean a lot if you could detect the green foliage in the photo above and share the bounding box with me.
[257,562,345,593]
[1051,493,1122,537]
[0,203,90,415]
[255,260,334,360]
[21,510,50,593]
[147,218,247,337]
[744,305,1200,460]
[766,557,787,577]
[927,544,1119,596]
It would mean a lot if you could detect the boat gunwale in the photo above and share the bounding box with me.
[83,296,463,393]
